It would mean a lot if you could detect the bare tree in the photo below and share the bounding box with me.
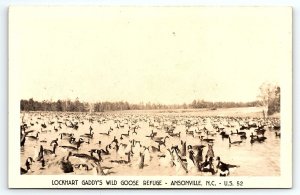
[257,82,280,116]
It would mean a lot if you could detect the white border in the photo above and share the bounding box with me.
[1,0,299,194]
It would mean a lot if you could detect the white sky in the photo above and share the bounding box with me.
[9,7,291,104]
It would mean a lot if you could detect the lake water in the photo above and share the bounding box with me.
[20,111,280,176]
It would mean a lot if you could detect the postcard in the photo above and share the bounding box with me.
[8,6,292,188]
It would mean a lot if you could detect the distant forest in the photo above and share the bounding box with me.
[20,83,280,115]
[20,98,259,112]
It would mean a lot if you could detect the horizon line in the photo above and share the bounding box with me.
[20,97,260,105]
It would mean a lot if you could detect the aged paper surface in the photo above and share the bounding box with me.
[9,6,292,188]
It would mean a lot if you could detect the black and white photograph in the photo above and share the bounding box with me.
[8,6,292,188]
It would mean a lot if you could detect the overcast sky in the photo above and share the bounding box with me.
[10,7,291,104]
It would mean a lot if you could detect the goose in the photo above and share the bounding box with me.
[171,145,181,154]
[20,129,33,147]
[111,136,119,145]
[165,127,174,134]
[151,143,161,153]
[228,136,242,147]
[172,148,188,174]
[250,134,267,144]
[138,152,145,169]
[50,138,58,146]
[132,128,138,135]
[88,149,102,159]
[110,151,133,164]
[205,130,217,136]
[36,145,44,161]
[250,136,267,144]
[80,131,94,139]
[60,151,74,173]
[60,140,83,151]
[216,127,224,132]
[145,130,156,139]
[65,122,73,128]
[100,144,111,155]
[240,134,247,139]
[85,138,91,144]
[130,125,139,133]
[216,156,239,176]
[111,141,120,154]
[40,138,47,143]
[200,156,215,175]
[27,132,40,141]
[40,128,51,134]
[240,125,249,130]
[91,161,114,175]
[200,137,215,143]
[195,145,205,171]
[250,133,259,144]
[220,131,229,139]
[155,136,169,146]
[20,157,34,174]
[255,128,266,136]
[69,121,79,130]
[273,125,280,130]
[132,139,141,147]
[72,151,102,162]
[195,128,203,135]
[151,135,163,141]
[115,143,127,157]
[59,133,74,140]
[120,131,130,140]
[188,145,195,162]
[20,127,34,134]
[41,123,47,128]
[206,144,215,159]
[122,142,133,156]
[43,142,58,156]
[169,132,181,137]
[186,130,194,137]
[70,138,84,145]
[132,142,142,156]
[236,129,246,136]
[74,163,89,171]
[150,129,157,136]
[179,140,187,157]
[99,129,111,136]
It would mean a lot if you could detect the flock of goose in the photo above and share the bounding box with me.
[20,112,281,176]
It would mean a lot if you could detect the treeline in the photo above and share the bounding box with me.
[20,98,260,112]
[190,100,259,109]
[20,98,90,112]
